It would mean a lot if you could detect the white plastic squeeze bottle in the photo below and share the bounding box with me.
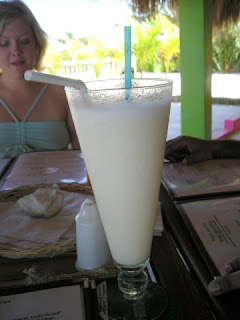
[75,196,112,270]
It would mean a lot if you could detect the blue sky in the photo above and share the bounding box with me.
[24,0,132,42]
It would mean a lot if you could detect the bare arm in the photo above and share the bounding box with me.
[47,84,80,150]
[66,104,80,150]
[165,136,240,165]
[211,139,240,159]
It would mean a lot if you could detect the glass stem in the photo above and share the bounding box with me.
[118,267,149,300]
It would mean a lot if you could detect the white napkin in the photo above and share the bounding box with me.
[0,191,89,247]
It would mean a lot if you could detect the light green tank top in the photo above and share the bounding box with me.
[0,84,71,158]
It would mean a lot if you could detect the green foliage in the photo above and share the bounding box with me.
[43,10,240,78]
[88,36,113,78]
[132,16,162,76]
[79,37,89,46]
[156,15,179,74]
[212,22,240,73]
[64,38,89,61]
[132,14,179,76]
[43,43,66,74]
[44,17,180,77]
[42,3,181,78]
[65,32,74,39]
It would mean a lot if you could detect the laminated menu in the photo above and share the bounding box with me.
[0,285,85,320]
[0,150,87,191]
[161,159,240,201]
[176,196,240,275]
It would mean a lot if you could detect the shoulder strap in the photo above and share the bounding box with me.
[0,97,18,122]
[22,83,48,122]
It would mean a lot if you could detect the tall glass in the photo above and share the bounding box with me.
[65,79,172,320]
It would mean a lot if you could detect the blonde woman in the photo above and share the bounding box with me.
[0,0,79,158]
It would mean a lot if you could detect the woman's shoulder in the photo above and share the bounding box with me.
[45,84,68,106]
[47,83,66,97]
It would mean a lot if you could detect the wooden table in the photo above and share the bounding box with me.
[0,234,205,320]
[0,186,239,319]
[1,232,237,319]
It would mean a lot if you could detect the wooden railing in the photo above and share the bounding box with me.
[56,58,123,80]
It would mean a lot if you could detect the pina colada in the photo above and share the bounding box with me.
[67,93,171,267]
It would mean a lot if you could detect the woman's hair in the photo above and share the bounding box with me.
[0,0,48,70]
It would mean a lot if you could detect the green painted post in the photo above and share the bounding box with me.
[178,0,212,139]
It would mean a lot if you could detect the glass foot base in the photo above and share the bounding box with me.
[106,280,168,320]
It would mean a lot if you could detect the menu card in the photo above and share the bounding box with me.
[0,285,85,320]
[176,196,240,275]
[0,150,87,190]
[161,159,240,200]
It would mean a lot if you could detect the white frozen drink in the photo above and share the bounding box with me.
[66,82,171,266]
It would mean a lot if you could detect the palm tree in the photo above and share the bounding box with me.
[157,16,180,75]
[88,36,112,78]
[64,38,89,61]
[133,17,162,77]
[212,21,240,72]
[43,42,67,74]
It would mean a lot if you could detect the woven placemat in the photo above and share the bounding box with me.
[0,183,93,259]
[0,182,93,202]
[0,184,120,288]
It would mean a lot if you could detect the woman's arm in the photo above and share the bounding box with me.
[66,104,80,150]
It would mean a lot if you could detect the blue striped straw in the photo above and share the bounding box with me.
[124,26,132,92]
